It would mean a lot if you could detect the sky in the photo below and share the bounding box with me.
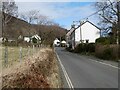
[15,1,100,30]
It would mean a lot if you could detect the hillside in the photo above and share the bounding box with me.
[3,15,36,39]
[3,14,67,44]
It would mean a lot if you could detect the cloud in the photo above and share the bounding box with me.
[17,2,95,19]
[16,2,98,29]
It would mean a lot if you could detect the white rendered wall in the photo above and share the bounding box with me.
[81,22,100,43]
[75,27,80,42]
[75,22,100,43]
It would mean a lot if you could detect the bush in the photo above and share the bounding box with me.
[96,37,116,45]
[66,47,73,52]
[102,48,113,60]
[74,43,95,54]
[96,37,110,45]
[2,41,18,46]
[87,43,95,53]
[32,37,37,43]
[95,45,119,61]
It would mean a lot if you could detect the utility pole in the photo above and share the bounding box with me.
[118,1,120,89]
[79,21,82,43]
[117,1,120,45]
[116,1,120,61]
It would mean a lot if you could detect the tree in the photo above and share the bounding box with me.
[2,0,18,39]
[95,1,119,32]
[20,10,39,36]
[95,0,120,43]
[20,10,39,24]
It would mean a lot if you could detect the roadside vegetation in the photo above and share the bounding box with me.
[1,48,61,88]
[66,38,120,62]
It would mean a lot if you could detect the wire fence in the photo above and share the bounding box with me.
[2,45,42,68]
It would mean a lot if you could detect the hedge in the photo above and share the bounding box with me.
[95,37,116,45]
[95,44,120,61]
[74,43,95,54]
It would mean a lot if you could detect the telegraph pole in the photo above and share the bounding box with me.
[116,3,120,90]
[117,1,120,45]
[79,21,82,43]
[116,1,120,61]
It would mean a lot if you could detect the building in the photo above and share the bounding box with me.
[24,34,41,43]
[31,34,41,44]
[53,38,60,47]
[66,20,101,49]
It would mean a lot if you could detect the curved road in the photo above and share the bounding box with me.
[55,47,118,88]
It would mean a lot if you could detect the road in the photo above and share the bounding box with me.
[55,47,118,88]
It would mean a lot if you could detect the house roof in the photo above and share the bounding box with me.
[66,28,75,36]
[76,20,101,30]
[31,34,41,40]
[66,20,101,36]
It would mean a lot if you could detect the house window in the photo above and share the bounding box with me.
[86,39,89,43]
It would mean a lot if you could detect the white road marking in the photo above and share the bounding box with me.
[89,59,120,69]
[55,51,74,89]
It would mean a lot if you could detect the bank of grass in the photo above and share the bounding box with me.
[1,48,61,88]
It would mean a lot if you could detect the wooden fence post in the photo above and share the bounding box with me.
[28,46,30,56]
[33,45,35,54]
[4,47,8,67]
[19,47,22,62]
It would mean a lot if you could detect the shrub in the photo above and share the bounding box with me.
[102,48,113,60]
[74,43,95,54]
[66,47,73,52]
[96,37,117,45]
[87,43,95,53]
[32,37,37,43]
[95,45,119,61]
[2,41,18,46]
[96,37,110,45]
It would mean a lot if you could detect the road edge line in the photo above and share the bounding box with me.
[89,59,120,69]
[55,50,74,89]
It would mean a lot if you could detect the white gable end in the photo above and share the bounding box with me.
[75,21,100,43]
[81,22,100,43]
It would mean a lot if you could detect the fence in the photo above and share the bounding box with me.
[2,45,41,68]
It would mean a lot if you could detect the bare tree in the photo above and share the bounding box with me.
[95,0,120,45]
[95,0,120,33]
[20,10,39,36]
[2,0,18,24]
[20,10,39,24]
[2,0,18,39]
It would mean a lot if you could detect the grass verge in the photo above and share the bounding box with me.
[1,48,61,88]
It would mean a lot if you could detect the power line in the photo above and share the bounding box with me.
[73,1,116,24]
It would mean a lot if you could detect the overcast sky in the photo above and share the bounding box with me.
[15,1,100,29]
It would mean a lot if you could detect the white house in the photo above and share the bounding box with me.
[24,36,31,42]
[53,38,60,46]
[66,20,101,49]
[24,34,41,43]
[31,34,41,43]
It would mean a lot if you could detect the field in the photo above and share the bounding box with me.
[1,46,39,68]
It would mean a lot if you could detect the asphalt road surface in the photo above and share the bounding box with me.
[55,47,118,88]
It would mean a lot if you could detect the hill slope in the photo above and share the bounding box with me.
[3,14,67,44]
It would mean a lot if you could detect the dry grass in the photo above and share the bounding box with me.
[1,46,36,68]
[1,48,61,88]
